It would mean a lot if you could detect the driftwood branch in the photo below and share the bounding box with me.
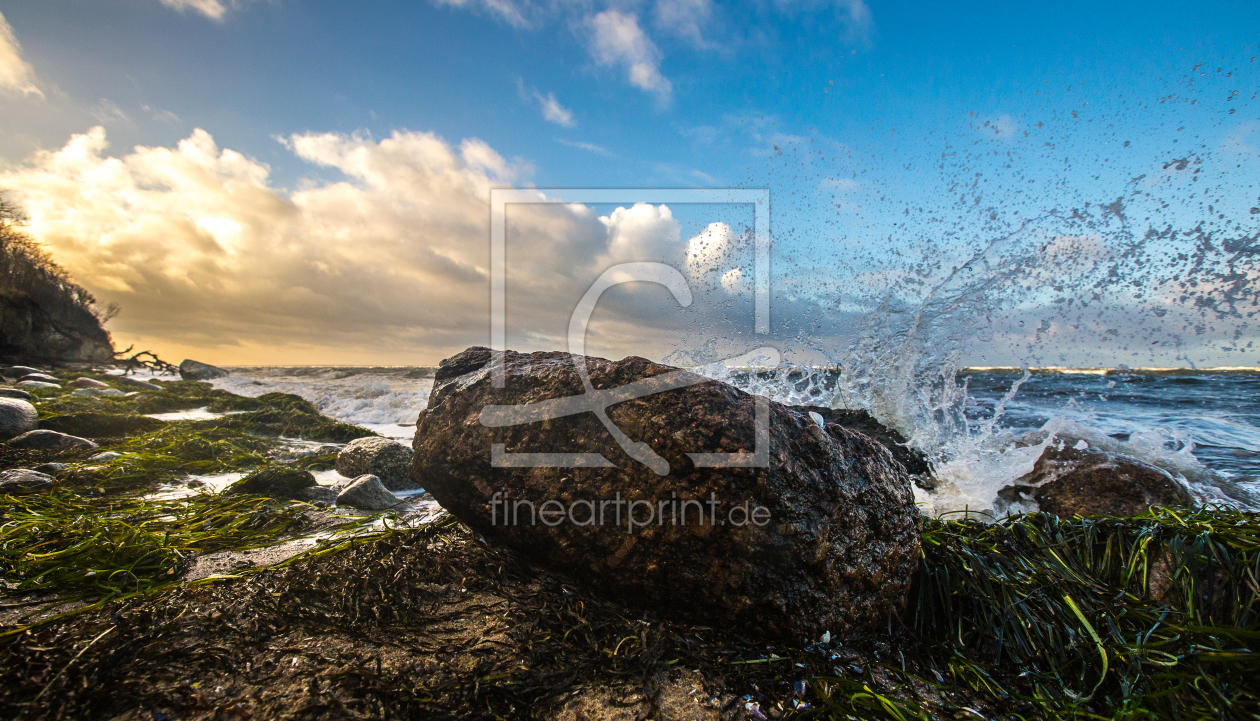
[113,347,179,376]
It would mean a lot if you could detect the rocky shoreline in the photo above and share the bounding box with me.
[0,352,1255,720]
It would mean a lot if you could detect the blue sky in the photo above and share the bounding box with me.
[0,0,1256,366]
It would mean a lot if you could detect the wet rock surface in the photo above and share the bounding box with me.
[336,436,416,490]
[1006,446,1191,516]
[793,404,930,478]
[179,359,229,381]
[114,376,164,391]
[5,429,98,453]
[0,397,38,439]
[69,387,125,398]
[67,377,110,389]
[335,474,398,510]
[410,347,921,642]
[0,468,55,493]
[0,388,33,401]
[1,366,42,378]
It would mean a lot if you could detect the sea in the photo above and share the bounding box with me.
[205,364,1260,518]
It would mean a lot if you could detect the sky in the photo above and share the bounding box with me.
[0,0,1256,368]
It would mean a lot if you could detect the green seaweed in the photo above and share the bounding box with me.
[800,507,1260,719]
[0,489,310,601]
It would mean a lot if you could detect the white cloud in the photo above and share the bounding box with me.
[556,138,613,156]
[686,221,733,272]
[0,126,708,363]
[432,0,534,28]
[719,267,748,295]
[0,11,42,98]
[599,202,682,264]
[837,0,873,42]
[90,99,131,125]
[685,221,749,296]
[586,11,672,101]
[516,79,575,126]
[773,0,873,43]
[159,0,239,21]
[536,91,575,127]
[652,0,713,46]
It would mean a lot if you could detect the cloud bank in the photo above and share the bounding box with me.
[0,127,751,364]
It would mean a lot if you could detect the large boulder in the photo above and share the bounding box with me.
[410,347,921,642]
[0,398,38,440]
[1003,446,1190,517]
[6,429,98,453]
[179,359,229,381]
[336,474,398,510]
[225,467,316,500]
[336,437,416,490]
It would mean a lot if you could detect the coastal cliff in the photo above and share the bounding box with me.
[0,197,114,364]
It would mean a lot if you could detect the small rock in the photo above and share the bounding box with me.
[67,377,111,389]
[3,366,43,378]
[1015,446,1190,516]
[33,462,70,474]
[302,485,339,503]
[18,373,59,384]
[0,388,33,401]
[0,469,55,493]
[179,359,230,381]
[6,429,99,453]
[0,398,39,439]
[15,380,60,390]
[225,467,316,500]
[70,388,126,398]
[336,474,398,510]
[335,437,416,491]
[88,451,123,462]
[115,377,164,391]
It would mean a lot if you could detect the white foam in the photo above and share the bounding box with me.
[209,368,432,447]
[145,407,237,421]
